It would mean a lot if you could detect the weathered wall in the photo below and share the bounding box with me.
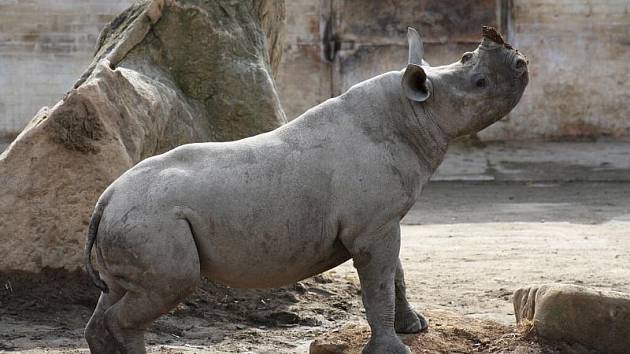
[278,0,630,140]
[275,1,332,120]
[2,0,630,139]
[330,0,496,95]
[275,0,494,120]
[480,0,630,140]
[0,0,134,136]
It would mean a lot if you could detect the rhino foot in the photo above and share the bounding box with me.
[395,307,429,334]
[362,335,411,354]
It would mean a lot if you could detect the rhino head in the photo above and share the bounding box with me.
[402,26,529,139]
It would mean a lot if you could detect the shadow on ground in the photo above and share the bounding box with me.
[0,269,362,352]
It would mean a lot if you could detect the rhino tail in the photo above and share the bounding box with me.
[84,189,113,293]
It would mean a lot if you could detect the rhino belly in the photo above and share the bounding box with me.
[193,217,350,288]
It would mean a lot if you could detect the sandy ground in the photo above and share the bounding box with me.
[308,309,593,354]
[398,181,630,325]
[1,271,364,353]
[1,180,628,353]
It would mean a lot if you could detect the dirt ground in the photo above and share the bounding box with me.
[308,309,599,354]
[1,181,629,353]
[0,270,363,353]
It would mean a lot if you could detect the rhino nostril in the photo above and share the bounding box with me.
[515,58,527,70]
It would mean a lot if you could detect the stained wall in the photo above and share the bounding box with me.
[2,0,630,140]
[0,0,134,136]
[480,0,630,140]
[277,0,630,140]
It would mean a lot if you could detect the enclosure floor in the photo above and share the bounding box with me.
[3,180,628,352]
[3,139,630,352]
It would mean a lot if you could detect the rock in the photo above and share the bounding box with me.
[300,315,323,327]
[269,310,301,326]
[513,284,630,354]
[309,338,350,354]
[0,0,286,271]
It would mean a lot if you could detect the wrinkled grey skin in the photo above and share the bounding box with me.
[85,27,528,354]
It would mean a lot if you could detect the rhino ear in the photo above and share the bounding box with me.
[402,64,432,102]
[407,27,428,66]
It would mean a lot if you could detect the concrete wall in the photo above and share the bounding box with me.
[480,0,630,140]
[275,1,332,120]
[278,0,630,140]
[2,0,630,140]
[0,0,133,136]
[275,0,496,120]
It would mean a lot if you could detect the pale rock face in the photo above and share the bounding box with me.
[84,27,528,354]
[0,0,286,272]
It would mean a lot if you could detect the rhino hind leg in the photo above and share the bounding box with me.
[85,284,125,354]
[394,259,429,333]
[100,217,201,353]
[103,289,193,354]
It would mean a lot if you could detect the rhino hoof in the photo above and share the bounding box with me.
[395,309,429,334]
[363,336,411,354]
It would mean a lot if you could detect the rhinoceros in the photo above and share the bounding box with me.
[84,26,528,354]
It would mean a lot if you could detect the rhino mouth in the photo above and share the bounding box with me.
[521,69,529,85]
[512,52,529,85]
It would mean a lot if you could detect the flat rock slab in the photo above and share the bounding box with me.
[309,309,562,353]
[514,284,630,354]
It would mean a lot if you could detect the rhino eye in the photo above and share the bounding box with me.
[461,52,473,63]
[471,74,488,89]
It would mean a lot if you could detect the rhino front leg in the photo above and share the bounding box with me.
[348,223,411,354]
[395,259,429,333]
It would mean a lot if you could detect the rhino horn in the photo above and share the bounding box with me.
[407,27,430,66]
[481,26,514,49]
[482,26,505,44]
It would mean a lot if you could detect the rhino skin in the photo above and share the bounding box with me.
[85,26,528,354]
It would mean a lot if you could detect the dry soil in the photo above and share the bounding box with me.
[1,181,628,353]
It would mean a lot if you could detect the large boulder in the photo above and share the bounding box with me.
[513,284,630,354]
[0,0,287,272]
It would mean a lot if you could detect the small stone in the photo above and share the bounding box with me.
[309,339,349,354]
[300,316,323,327]
[270,310,301,325]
